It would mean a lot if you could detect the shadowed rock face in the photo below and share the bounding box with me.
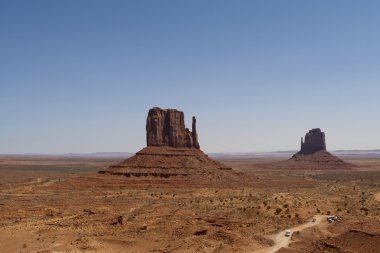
[146,107,200,149]
[300,128,326,154]
[277,127,355,169]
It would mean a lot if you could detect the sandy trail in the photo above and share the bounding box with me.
[375,192,380,201]
[253,215,326,253]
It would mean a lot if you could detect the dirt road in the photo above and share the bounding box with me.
[253,215,326,253]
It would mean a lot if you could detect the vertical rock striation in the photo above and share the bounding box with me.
[192,116,200,149]
[99,107,235,180]
[146,107,200,149]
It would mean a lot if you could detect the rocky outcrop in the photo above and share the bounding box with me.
[99,107,241,185]
[282,128,355,169]
[300,128,326,154]
[192,116,200,149]
[146,107,200,149]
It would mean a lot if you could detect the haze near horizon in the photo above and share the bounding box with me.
[1,1,379,153]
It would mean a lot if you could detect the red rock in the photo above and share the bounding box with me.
[99,107,245,186]
[192,116,200,149]
[300,128,326,154]
[260,128,355,170]
[146,107,200,149]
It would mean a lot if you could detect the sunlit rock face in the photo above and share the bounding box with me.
[146,107,200,149]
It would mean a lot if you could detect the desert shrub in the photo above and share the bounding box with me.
[295,213,299,218]
[316,208,320,213]
[326,211,331,215]
[275,208,282,215]
[283,204,289,208]
[337,208,342,212]
[267,206,271,210]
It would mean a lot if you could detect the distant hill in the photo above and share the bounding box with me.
[208,150,380,159]
[0,152,134,159]
[1,150,379,159]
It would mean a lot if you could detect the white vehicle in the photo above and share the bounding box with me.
[285,229,292,237]
[327,215,339,223]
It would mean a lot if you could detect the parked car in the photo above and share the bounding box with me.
[285,229,292,237]
[327,215,340,223]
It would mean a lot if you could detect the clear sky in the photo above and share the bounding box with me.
[1,1,379,153]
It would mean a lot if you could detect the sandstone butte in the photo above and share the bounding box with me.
[263,128,355,170]
[99,107,246,186]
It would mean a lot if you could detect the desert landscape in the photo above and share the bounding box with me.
[0,108,379,253]
[2,2,380,252]
[0,152,379,252]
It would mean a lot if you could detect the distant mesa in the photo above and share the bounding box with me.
[262,128,355,170]
[99,107,245,186]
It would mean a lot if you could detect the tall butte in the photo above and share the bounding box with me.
[99,107,245,186]
[299,128,326,154]
[146,107,200,149]
[289,128,354,169]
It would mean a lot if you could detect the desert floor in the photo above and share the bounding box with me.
[0,155,379,253]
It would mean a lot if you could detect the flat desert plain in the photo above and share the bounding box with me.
[0,154,379,253]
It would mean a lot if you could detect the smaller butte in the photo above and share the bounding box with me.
[262,128,355,170]
[99,107,246,186]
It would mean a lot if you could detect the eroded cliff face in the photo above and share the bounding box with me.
[300,128,326,154]
[100,107,235,181]
[146,107,200,149]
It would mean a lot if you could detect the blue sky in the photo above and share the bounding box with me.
[1,1,379,153]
